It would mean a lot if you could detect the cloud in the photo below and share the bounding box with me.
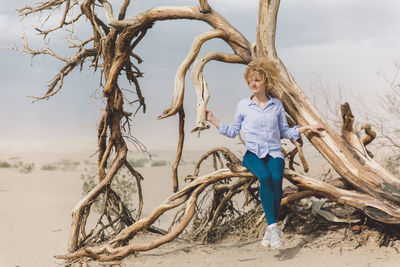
[2,1,400,150]
[277,0,400,49]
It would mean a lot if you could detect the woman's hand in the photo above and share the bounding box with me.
[206,109,220,129]
[299,124,325,135]
[205,109,215,121]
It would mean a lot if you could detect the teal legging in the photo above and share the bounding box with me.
[242,151,285,225]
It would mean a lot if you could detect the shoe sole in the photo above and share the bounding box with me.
[261,241,270,247]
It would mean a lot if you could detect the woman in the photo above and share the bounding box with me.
[206,59,324,248]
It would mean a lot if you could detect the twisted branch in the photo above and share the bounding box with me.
[98,2,252,61]
[68,145,127,253]
[158,29,226,119]
[172,107,186,193]
[34,0,72,37]
[191,52,245,133]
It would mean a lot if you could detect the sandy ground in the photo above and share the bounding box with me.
[118,232,400,267]
[1,147,400,267]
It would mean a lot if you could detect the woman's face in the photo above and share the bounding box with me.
[247,72,267,95]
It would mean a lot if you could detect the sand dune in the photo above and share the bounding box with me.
[1,147,400,267]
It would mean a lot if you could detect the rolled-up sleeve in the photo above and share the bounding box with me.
[277,102,300,140]
[219,103,243,138]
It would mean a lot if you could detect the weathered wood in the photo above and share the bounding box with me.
[284,169,400,224]
[199,0,211,13]
[340,102,368,155]
[57,168,255,261]
[254,0,400,204]
[172,107,185,192]
[158,29,227,120]
[191,52,245,132]
[68,145,127,253]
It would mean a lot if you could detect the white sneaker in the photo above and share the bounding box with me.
[276,227,283,237]
[269,226,282,248]
[261,228,271,247]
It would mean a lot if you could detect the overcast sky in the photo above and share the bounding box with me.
[1,0,400,153]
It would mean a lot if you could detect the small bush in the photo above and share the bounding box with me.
[40,159,81,171]
[84,160,96,165]
[151,160,168,167]
[82,169,97,200]
[81,166,137,212]
[20,163,35,174]
[0,161,12,168]
[58,158,80,171]
[1,158,35,173]
[41,163,58,171]
[128,158,149,168]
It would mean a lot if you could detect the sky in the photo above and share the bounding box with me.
[1,0,400,153]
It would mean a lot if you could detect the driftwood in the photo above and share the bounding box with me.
[13,0,400,264]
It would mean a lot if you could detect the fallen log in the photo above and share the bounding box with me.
[284,169,400,224]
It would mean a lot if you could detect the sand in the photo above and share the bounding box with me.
[1,147,400,267]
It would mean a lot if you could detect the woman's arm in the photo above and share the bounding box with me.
[206,105,243,138]
[277,103,300,140]
[277,100,324,138]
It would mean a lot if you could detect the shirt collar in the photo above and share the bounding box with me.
[247,94,277,107]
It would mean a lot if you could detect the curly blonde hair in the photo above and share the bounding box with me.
[243,58,280,91]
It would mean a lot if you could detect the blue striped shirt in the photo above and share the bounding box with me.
[219,96,300,159]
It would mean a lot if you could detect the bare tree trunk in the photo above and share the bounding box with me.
[255,0,400,204]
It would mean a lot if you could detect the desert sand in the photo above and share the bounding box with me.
[1,145,400,267]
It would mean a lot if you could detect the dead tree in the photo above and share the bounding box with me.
[14,0,400,264]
